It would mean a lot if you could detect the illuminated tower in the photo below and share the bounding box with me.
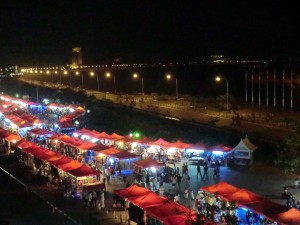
[71,47,82,69]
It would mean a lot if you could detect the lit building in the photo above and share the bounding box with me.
[71,47,82,69]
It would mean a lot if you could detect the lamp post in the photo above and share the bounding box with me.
[90,71,99,91]
[64,70,70,86]
[166,74,178,99]
[133,73,144,95]
[215,76,229,111]
[54,71,60,85]
[106,72,116,94]
[76,71,84,88]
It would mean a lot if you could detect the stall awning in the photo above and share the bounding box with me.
[82,183,105,191]
[222,188,264,205]
[201,181,240,199]
[98,147,120,156]
[186,141,208,151]
[132,158,164,169]
[27,128,54,136]
[68,165,101,177]
[267,208,300,225]
[56,160,83,172]
[149,138,171,148]
[4,134,22,142]
[169,140,191,149]
[17,139,35,149]
[208,144,232,153]
[109,151,139,160]
[87,144,110,152]
[114,184,151,199]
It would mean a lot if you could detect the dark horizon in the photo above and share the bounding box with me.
[1,1,299,66]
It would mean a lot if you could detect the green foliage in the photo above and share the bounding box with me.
[274,133,300,173]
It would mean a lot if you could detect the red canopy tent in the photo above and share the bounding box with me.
[73,128,92,136]
[0,129,12,138]
[144,200,197,225]
[117,135,151,144]
[208,144,232,153]
[37,150,64,162]
[87,144,110,152]
[201,181,240,200]
[110,151,139,160]
[68,165,101,177]
[243,199,290,222]
[267,208,300,225]
[27,128,54,136]
[149,138,172,148]
[169,140,191,149]
[4,134,22,142]
[56,160,83,172]
[98,147,120,156]
[17,139,35,149]
[51,156,73,167]
[132,158,164,169]
[222,188,264,205]
[114,184,151,199]
[110,133,124,141]
[128,192,166,209]
[186,141,208,151]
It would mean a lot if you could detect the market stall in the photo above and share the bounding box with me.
[228,136,257,166]
[132,158,164,182]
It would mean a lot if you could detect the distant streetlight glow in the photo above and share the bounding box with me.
[105,72,116,94]
[132,73,144,95]
[166,73,178,99]
[215,75,229,111]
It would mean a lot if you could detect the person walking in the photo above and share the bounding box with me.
[203,162,209,180]
[177,174,182,190]
[183,188,189,206]
[213,163,219,178]
[172,175,176,190]
[152,176,157,192]
[196,162,202,179]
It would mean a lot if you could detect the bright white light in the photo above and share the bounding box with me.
[150,167,157,173]
[187,149,204,153]
[109,158,114,164]
[212,151,223,155]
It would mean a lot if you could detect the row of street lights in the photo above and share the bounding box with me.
[36,70,229,108]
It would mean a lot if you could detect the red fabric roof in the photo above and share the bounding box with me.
[128,192,167,209]
[87,144,110,152]
[132,158,164,169]
[243,199,290,222]
[208,144,232,153]
[17,139,35,149]
[145,200,197,225]
[117,135,151,144]
[68,165,101,177]
[4,134,22,142]
[149,138,172,148]
[223,188,264,205]
[110,132,124,140]
[27,128,54,136]
[109,151,139,160]
[50,156,73,167]
[73,128,91,135]
[169,140,191,149]
[0,129,12,138]
[201,181,240,199]
[186,141,208,151]
[56,160,83,172]
[36,150,64,162]
[267,208,300,225]
[114,184,151,199]
[98,147,120,156]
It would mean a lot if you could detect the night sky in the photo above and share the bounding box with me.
[0,1,299,66]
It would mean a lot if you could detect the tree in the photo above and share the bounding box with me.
[274,132,300,173]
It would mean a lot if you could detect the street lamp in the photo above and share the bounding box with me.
[64,70,70,86]
[105,72,116,94]
[215,76,229,111]
[166,74,178,99]
[132,73,144,95]
[90,71,99,91]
